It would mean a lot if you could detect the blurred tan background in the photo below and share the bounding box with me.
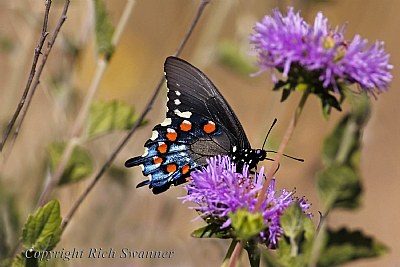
[0,0,399,266]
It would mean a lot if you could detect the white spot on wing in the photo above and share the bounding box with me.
[152,157,161,168]
[174,99,181,105]
[175,91,181,96]
[186,158,190,162]
[150,130,158,140]
[232,146,237,152]
[140,164,144,171]
[180,152,186,156]
[174,109,192,118]
[176,83,181,87]
[161,118,172,126]
[148,174,152,181]
[167,128,176,133]
[142,147,149,156]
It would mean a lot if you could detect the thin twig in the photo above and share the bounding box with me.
[8,0,71,155]
[61,0,210,231]
[222,239,239,267]
[37,0,135,207]
[71,0,136,138]
[255,90,310,211]
[8,0,70,256]
[0,0,53,152]
[228,241,243,267]
[309,208,330,267]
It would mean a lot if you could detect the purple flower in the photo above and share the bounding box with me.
[250,7,392,94]
[181,155,310,247]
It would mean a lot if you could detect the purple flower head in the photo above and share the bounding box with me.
[250,7,393,94]
[181,155,310,247]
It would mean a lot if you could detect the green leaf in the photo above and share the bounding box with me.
[0,35,14,53]
[217,40,257,75]
[346,90,371,125]
[0,182,21,259]
[317,228,388,267]
[107,165,130,187]
[93,0,114,60]
[10,256,24,267]
[21,200,62,251]
[261,248,285,267]
[317,165,362,210]
[191,223,231,239]
[311,84,344,118]
[87,100,147,139]
[281,88,291,102]
[318,104,369,210]
[229,209,265,241]
[273,80,288,91]
[48,142,93,185]
[322,115,361,167]
[276,204,315,267]
[11,253,47,267]
[0,217,8,259]
[0,259,12,267]
[280,204,305,240]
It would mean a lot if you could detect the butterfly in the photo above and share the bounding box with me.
[125,56,270,194]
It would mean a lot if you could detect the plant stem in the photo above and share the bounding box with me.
[309,207,330,267]
[309,114,357,267]
[255,89,310,210]
[245,239,260,267]
[335,116,357,164]
[221,239,239,267]
[228,240,243,267]
[0,0,53,152]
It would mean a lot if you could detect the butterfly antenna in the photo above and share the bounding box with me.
[262,118,278,150]
[265,150,304,162]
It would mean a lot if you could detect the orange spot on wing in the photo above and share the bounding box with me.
[153,156,163,164]
[203,121,216,134]
[166,163,177,173]
[157,143,168,153]
[180,121,192,132]
[181,165,190,174]
[166,131,178,141]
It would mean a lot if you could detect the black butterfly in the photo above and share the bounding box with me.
[125,56,270,194]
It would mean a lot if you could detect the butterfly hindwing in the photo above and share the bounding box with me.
[125,57,252,193]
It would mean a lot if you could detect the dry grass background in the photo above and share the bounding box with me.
[0,0,399,266]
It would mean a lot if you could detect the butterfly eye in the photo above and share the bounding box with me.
[256,150,266,159]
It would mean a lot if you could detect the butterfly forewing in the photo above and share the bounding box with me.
[165,57,251,150]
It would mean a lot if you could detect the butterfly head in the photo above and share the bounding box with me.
[255,149,267,161]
